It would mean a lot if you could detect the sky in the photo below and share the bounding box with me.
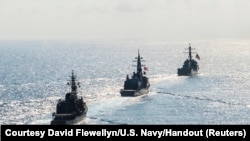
[0,0,250,41]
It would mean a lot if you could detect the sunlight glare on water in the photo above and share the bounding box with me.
[0,39,249,124]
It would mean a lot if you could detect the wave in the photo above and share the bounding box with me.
[157,91,247,107]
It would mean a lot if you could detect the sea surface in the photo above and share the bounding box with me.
[0,39,250,125]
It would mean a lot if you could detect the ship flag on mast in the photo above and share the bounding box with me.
[195,54,200,60]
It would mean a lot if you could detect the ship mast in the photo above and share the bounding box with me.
[137,50,142,76]
[188,43,192,61]
[68,70,80,95]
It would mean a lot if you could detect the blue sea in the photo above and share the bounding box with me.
[0,39,250,125]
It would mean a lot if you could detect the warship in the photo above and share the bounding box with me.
[50,70,88,125]
[120,50,150,96]
[177,43,200,76]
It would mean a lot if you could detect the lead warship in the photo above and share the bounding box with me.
[50,70,88,125]
[120,50,150,96]
[177,43,200,76]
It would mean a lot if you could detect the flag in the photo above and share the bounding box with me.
[195,54,200,60]
[144,66,148,71]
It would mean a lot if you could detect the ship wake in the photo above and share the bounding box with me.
[157,91,248,107]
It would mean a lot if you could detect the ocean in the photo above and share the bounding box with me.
[0,39,250,125]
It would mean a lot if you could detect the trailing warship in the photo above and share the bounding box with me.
[177,43,200,76]
[120,50,150,96]
[50,70,88,125]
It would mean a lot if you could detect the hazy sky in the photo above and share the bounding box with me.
[0,0,250,41]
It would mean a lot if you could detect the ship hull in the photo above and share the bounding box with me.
[50,112,87,125]
[120,88,149,97]
[177,68,198,76]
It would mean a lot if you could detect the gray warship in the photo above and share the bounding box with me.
[50,70,88,125]
[177,43,200,76]
[120,50,150,96]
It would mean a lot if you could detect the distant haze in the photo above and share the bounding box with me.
[0,0,250,41]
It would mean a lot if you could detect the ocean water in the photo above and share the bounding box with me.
[0,39,250,125]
